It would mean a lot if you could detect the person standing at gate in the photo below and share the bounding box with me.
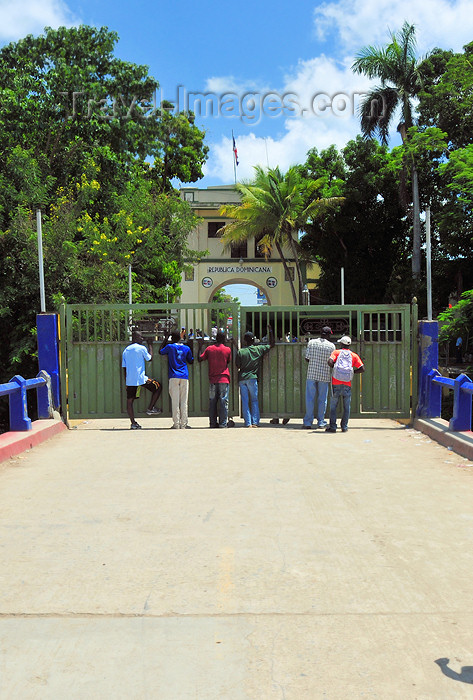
[198,330,232,428]
[302,325,335,429]
[159,330,194,429]
[122,330,162,430]
[325,335,364,433]
[236,325,275,427]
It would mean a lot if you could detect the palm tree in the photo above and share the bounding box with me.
[219,165,342,304]
[352,22,424,280]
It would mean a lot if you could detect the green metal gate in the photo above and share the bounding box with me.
[61,303,240,420]
[61,302,416,421]
[239,303,416,419]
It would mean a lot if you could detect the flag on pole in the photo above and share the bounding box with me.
[232,134,239,166]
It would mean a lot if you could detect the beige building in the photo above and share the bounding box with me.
[179,185,320,305]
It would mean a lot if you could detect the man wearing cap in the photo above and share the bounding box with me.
[302,326,336,429]
[326,335,364,433]
[236,325,275,427]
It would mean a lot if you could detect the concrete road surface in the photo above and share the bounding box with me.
[0,417,473,699]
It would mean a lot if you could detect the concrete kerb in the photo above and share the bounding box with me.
[414,417,473,462]
[0,418,67,463]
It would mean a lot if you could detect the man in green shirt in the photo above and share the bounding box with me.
[236,325,275,427]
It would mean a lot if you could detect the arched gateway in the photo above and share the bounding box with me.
[179,186,319,305]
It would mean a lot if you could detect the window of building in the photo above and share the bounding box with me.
[230,242,248,259]
[207,222,223,238]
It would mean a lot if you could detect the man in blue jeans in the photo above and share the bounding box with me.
[236,325,275,427]
[326,335,364,433]
[302,325,335,429]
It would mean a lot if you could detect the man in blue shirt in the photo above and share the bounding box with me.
[122,331,162,430]
[159,330,194,429]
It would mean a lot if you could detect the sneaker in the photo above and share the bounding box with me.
[317,421,327,428]
[325,426,336,433]
[130,422,142,430]
[182,425,192,429]
[146,407,162,415]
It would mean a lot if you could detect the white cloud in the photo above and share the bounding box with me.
[314,0,473,54]
[202,54,373,185]
[0,0,77,43]
[204,75,271,95]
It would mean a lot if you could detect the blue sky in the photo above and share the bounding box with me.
[1,0,472,303]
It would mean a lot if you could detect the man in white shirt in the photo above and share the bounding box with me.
[122,331,162,430]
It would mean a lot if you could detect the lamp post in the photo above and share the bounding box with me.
[302,284,310,305]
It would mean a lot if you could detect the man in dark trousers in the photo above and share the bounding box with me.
[236,325,275,427]
[122,330,162,430]
[198,330,232,428]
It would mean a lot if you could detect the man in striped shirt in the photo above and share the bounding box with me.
[302,326,335,429]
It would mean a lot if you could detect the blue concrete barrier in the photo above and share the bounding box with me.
[417,320,473,432]
[0,372,52,431]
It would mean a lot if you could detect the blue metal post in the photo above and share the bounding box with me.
[417,320,439,417]
[450,374,473,432]
[37,314,60,409]
[9,375,32,431]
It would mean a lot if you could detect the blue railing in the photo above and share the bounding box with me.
[0,371,53,431]
[425,369,473,431]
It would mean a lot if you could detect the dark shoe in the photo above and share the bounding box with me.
[270,418,279,424]
[325,427,336,433]
[341,427,348,432]
[282,418,290,425]
[130,422,142,430]
[182,425,192,429]
[302,425,312,429]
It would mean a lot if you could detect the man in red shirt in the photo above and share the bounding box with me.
[326,335,364,433]
[198,331,232,428]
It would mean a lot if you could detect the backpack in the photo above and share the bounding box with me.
[332,349,354,382]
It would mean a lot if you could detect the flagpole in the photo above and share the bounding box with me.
[232,130,237,184]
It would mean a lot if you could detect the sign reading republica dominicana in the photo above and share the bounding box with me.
[207,265,272,273]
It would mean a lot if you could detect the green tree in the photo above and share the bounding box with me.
[352,22,426,280]
[219,166,342,304]
[418,43,473,150]
[300,138,410,304]
[438,291,473,354]
[0,26,208,387]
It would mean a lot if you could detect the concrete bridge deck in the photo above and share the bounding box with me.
[0,417,473,698]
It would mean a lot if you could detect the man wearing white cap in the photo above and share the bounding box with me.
[326,335,364,433]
